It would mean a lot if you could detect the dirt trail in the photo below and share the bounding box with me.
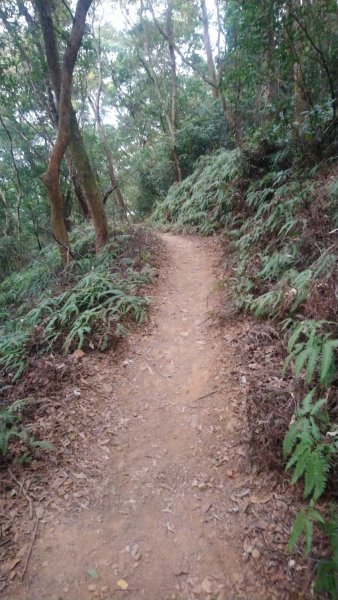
[8,234,275,600]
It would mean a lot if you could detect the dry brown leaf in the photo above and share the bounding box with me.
[249,494,272,505]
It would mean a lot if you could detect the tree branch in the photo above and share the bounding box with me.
[291,12,336,115]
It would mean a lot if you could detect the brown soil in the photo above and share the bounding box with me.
[1,234,308,600]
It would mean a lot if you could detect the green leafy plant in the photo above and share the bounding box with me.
[315,508,338,598]
[288,505,325,556]
[283,390,335,501]
[285,320,338,386]
[0,257,152,380]
[0,399,54,460]
[0,399,26,457]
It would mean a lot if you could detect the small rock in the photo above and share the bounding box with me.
[131,543,142,561]
[117,579,128,590]
[192,584,202,595]
[101,586,109,593]
[36,506,44,520]
[201,577,212,594]
[198,483,208,491]
[88,584,97,592]
[252,548,261,560]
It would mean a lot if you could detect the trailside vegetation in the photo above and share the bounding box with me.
[0,0,337,594]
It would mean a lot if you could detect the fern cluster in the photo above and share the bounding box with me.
[152,149,249,234]
[0,225,154,381]
[284,320,338,386]
[283,390,335,501]
[0,268,150,381]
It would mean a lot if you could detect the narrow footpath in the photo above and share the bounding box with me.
[7,234,291,600]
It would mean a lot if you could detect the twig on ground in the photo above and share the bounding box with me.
[9,469,34,519]
[195,388,222,402]
[0,513,13,521]
[20,519,38,581]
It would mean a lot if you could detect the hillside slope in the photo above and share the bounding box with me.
[153,146,338,596]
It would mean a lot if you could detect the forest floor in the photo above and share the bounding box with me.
[2,233,308,600]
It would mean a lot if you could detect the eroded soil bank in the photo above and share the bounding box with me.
[3,234,303,600]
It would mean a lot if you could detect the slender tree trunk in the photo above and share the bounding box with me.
[201,0,218,99]
[141,0,182,182]
[96,123,128,222]
[89,30,128,222]
[64,152,90,218]
[166,1,182,183]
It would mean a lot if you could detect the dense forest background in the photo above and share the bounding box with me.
[0,0,336,269]
[0,0,338,596]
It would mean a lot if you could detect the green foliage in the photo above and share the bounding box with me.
[0,398,54,459]
[288,506,324,556]
[315,508,338,598]
[0,268,150,380]
[283,390,335,501]
[248,269,313,319]
[0,399,26,457]
[0,227,153,381]
[152,149,249,234]
[285,320,338,387]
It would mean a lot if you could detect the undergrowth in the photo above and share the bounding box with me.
[0,224,154,383]
[153,143,338,596]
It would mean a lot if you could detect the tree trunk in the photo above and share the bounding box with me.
[97,124,128,222]
[200,0,218,99]
[35,0,93,263]
[89,30,128,223]
[64,152,90,219]
[42,163,71,264]
[166,1,182,183]
[35,0,109,253]
[45,79,90,219]
[68,109,109,247]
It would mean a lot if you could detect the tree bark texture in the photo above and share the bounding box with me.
[35,0,108,253]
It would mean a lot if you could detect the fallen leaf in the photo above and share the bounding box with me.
[72,472,87,480]
[71,349,86,359]
[4,558,21,573]
[250,494,272,505]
